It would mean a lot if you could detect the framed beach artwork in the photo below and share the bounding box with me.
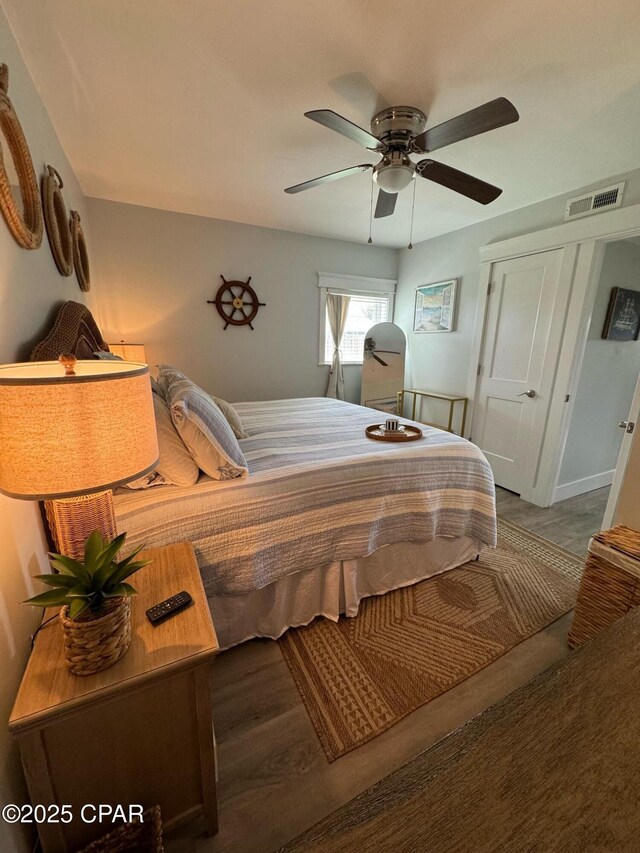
[602,287,640,341]
[413,279,457,333]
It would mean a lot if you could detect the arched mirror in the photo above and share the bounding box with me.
[0,64,43,249]
[360,322,406,413]
[42,165,73,276]
[70,210,91,291]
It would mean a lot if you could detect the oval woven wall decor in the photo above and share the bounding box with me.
[42,165,73,276]
[70,210,90,291]
[0,63,43,249]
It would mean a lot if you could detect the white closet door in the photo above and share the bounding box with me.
[473,249,564,494]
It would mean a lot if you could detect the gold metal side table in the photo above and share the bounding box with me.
[398,388,468,435]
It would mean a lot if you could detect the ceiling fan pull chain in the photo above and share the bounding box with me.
[368,173,374,244]
[408,178,417,249]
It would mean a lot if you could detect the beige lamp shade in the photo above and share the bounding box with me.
[0,360,159,500]
[108,342,146,362]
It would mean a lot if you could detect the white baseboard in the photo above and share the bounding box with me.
[553,469,615,503]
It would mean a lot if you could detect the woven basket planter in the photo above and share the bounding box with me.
[60,597,132,676]
[77,804,163,852]
[569,525,640,648]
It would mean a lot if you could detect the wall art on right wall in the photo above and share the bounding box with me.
[602,287,640,341]
[413,279,457,333]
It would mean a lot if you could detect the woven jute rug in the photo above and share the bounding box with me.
[280,604,640,853]
[279,518,582,761]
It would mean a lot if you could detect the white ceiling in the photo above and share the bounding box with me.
[4,0,640,248]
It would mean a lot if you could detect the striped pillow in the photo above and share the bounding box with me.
[163,375,248,480]
[156,364,247,439]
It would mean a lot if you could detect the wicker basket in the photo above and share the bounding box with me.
[76,804,163,852]
[60,597,132,676]
[568,525,640,648]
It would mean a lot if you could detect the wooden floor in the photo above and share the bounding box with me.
[496,485,609,556]
[166,487,608,853]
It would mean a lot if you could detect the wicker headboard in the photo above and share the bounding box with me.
[30,301,109,361]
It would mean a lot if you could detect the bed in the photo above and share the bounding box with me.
[32,302,497,648]
[113,397,496,646]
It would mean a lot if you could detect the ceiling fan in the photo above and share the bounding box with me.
[284,98,519,218]
[364,337,401,367]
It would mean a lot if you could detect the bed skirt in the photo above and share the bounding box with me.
[209,536,483,649]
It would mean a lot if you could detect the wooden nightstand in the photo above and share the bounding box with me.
[9,542,219,853]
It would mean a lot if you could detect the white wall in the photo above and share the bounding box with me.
[86,198,397,404]
[394,169,640,430]
[0,10,95,851]
[557,240,640,493]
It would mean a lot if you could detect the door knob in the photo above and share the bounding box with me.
[517,389,537,398]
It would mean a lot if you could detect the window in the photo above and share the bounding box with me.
[318,273,397,365]
[323,293,391,363]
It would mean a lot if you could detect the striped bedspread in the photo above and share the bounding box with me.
[113,398,497,596]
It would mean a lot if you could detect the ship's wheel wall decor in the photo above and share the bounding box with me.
[207,275,266,330]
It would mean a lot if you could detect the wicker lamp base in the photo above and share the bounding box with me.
[60,597,132,676]
[45,489,117,561]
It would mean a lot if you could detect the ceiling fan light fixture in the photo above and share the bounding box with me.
[374,164,414,193]
[374,152,415,193]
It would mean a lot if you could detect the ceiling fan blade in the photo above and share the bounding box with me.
[372,354,388,367]
[413,97,519,153]
[284,164,372,194]
[305,110,382,150]
[375,350,401,355]
[374,189,398,219]
[416,160,502,205]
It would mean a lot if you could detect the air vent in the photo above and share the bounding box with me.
[565,182,625,221]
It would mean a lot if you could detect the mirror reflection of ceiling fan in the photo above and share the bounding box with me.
[364,337,401,367]
[285,97,519,218]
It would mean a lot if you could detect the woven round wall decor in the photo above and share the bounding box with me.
[70,210,90,291]
[42,165,73,276]
[0,63,43,249]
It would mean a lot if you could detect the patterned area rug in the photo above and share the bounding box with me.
[279,518,582,761]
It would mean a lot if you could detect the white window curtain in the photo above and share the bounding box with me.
[325,292,351,400]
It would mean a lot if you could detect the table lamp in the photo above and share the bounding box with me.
[108,342,146,362]
[0,355,158,560]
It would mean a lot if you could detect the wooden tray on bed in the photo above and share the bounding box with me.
[365,424,423,442]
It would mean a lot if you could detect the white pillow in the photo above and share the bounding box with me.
[126,471,170,490]
[162,375,248,480]
[211,396,248,440]
[151,392,200,486]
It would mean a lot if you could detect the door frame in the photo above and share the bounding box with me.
[602,373,640,528]
[467,201,640,506]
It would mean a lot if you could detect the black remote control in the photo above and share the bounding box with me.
[146,591,193,625]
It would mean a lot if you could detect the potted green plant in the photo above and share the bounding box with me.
[25,530,150,676]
